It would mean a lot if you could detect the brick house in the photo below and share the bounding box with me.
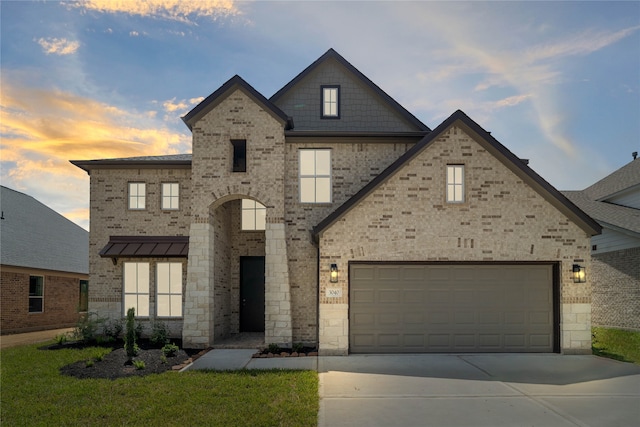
[564,157,640,331]
[0,186,89,334]
[72,49,600,355]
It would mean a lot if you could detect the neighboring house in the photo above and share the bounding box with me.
[563,157,640,331]
[72,49,600,355]
[0,186,89,334]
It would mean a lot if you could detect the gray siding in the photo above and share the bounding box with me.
[274,58,419,132]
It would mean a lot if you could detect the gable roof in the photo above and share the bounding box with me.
[562,158,640,237]
[0,186,89,274]
[313,109,602,240]
[270,48,430,132]
[563,190,640,238]
[583,158,640,201]
[182,75,293,131]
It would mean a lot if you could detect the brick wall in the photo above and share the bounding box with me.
[318,125,593,354]
[591,247,640,330]
[1,267,87,334]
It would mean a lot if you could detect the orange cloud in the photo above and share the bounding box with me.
[0,78,191,229]
[73,0,238,23]
[36,37,80,55]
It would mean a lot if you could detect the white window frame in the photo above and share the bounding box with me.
[156,263,182,318]
[128,182,146,210]
[29,275,44,313]
[299,149,332,203]
[123,262,149,317]
[161,183,179,210]
[446,165,465,203]
[322,86,339,118]
[241,199,266,231]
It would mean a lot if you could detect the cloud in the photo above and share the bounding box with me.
[0,78,191,228]
[36,37,80,55]
[73,0,239,23]
[130,31,139,37]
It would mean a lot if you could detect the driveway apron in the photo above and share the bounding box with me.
[318,354,640,427]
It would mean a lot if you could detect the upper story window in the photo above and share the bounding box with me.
[241,199,266,231]
[446,165,465,203]
[123,262,149,317]
[29,275,44,313]
[128,182,146,210]
[321,85,340,119]
[299,149,332,203]
[231,139,247,172]
[161,183,179,210]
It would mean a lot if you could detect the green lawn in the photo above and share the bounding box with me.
[1,343,318,426]
[592,327,640,364]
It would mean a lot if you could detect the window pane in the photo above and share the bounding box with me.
[29,298,43,313]
[447,187,456,202]
[242,199,255,209]
[242,208,255,230]
[130,183,139,196]
[171,295,182,316]
[157,295,170,317]
[447,167,455,183]
[315,150,331,175]
[455,186,463,201]
[299,150,315,175]
[29,276,43,296]
[138,264,149,293]
[137,296,149,317]
[124,295,137,313]
[255,207,266,230]
[124,264,137,293]
[157,264,169,293]
[455,167,463,183]
[315,177,331,203]
[170,264,182,294]
[300,177,316,203]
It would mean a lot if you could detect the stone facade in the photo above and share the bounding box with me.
[1,266,87,334]
[317,125,593,355]
[591,247,640,331]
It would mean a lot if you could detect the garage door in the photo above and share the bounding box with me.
[350,263,555,353]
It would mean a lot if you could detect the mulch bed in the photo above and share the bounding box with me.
[252,346,318,358]
[43,340,210,380]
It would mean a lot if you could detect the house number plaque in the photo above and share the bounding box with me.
[326,288,342,298]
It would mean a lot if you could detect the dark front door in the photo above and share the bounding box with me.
[240,256,265,332]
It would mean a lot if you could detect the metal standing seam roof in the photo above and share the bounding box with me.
[99,236,189,258]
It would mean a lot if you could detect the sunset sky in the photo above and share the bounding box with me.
[1,1,639,230]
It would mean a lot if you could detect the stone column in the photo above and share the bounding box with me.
[182,221,214,348]
[264,222,292,346]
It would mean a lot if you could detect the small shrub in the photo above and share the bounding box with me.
[103,318,123,341]
[292,342,304,353]
[268,343,281,353]
[54,333,68,346]
[162,342,179,357]
[135,322,144,341]
[85,360,94,368]
[133,360,145,370]
[93,348,110,362]
[73,313,106,343]
[160,354,167,364]
[150,321,169,347]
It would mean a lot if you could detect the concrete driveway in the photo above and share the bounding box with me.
[318,354,640,427]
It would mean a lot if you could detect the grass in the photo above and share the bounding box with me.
[1,343,318,426]
[592,327,640,364]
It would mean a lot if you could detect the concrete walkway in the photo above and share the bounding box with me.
[317,354,640,427]
[185,348,318,371]
[0,328,74,349]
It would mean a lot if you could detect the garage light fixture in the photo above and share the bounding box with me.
[572,264,586,283]
[330,264,339,283]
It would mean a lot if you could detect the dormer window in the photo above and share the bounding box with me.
[321,85,340,119]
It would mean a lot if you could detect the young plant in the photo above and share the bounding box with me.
[132,360,146,370]
[162,342,179,357]
[73,312,106,344]
[292,342,304,353]
[85,359,94,368]
[267,343,281,354]
[102,318,123,341]
[54,333,68,346]
[124,307,138,361]
[150,321,169,347]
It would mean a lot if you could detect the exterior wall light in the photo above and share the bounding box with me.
[330,263,339,283]
[572,264,586,283]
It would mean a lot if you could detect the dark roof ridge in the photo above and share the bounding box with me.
[269,48,430,132]
[182,74,292,131]
[313,109,601,239]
